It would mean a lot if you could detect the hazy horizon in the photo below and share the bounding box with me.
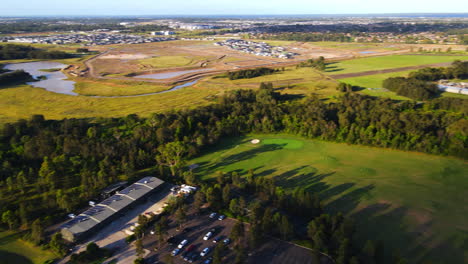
[2,0,468,17]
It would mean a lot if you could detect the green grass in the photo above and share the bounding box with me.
[338,70,413,100]
[190,134,468,264]
[0,231,56,264]
[38,68,61,72]
[73,78,171,96]
[200,67,339,97]
[0,84,217,125]
[326,55,468,75]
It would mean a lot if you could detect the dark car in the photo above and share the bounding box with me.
[167,236,177,245]
[213,236,223,243]
[188,252,199,263]
[182,227,193,233]
[204,257,213,264]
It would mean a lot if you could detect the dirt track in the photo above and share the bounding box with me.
[328,62,452,79]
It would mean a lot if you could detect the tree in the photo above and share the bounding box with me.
[155,141,187,177]
[279,215,294,240]
[213,243,226,264]
[229,198,239,216]
[249,223,262,249]
[231,221,245,245]
[135,239,144,258]
[222,184,231,206]
[2,210,17,229]
[363,240,376,264]
[39,157,57,190]
[49,232,67,256]
[175,206,187,229]
[31,218,44,245]
[234,244,247,264]
[193,191,206,213]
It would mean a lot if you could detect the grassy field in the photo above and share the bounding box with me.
[338,70,413,100]
[133,55,205,68]
[325,54,468,75]
[190,134,468,264]
[73,78,171,96]
[0,231,56,264]
[0,84,217,125]
[200,67,339,97]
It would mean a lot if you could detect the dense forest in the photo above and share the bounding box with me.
[228,67,280,80]
[1,88,466,237]
[0,44,72,60]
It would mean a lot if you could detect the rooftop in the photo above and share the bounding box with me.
[62,176,164,237]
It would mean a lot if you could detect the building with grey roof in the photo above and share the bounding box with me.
[61,176,164,242]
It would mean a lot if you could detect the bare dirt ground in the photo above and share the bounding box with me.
[74,40,465,87]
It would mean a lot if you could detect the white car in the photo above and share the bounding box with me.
[178,239,188,249]
[200,247,211,257]
[203,232,213,240]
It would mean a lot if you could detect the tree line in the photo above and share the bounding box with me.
[382,60,468,100]
[0,44,72,60]
[227,67,281,80]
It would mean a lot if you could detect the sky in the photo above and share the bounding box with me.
[1,0,467,16]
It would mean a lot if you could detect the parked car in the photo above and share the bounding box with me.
[209,212,217,219]
[178,239,188,249]
[200,247,211,257]
[213,236,222,243]
[218,215,226,221]
[185,244,195,252]
[171,248,181,256]
[203,232,213,240]
[183,252,194,261]
[182,227,193,233]
[204,257,213,264]
[223,238,231,245]
[188,252,199,263]
[167,236,177,245]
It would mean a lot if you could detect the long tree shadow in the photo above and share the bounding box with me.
[202,143,287,173]
[0,251,34,264]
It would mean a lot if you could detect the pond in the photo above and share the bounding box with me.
[4,61,77,95]
[4,61,201,97]
[134,68,211,80]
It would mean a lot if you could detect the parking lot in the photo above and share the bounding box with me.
[141,203,319,264]
[143,210,237,264]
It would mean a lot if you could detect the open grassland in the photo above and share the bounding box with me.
[0,84,217,125]
[73,78,171,96]
[200,67,339,97]
[190,134,468,264]
[0,231,56,264]
[325,54,468,75]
